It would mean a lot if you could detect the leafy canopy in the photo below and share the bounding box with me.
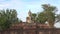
[0,9,19,30]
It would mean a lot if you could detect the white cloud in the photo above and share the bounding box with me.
[0,4,9,7]
[54,22,60,28]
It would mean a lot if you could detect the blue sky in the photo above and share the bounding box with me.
[0,0,60,27]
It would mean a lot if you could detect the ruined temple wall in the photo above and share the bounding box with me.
[0,28,60,34]
[0,23,60,34]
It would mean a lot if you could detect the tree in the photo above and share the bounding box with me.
[31,13,37,23]
[41,4,57,27]
[37,12,47,24]
[0,9,19,30]
[29,4,57,27]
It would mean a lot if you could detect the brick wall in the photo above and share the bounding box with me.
[0,23,60,34]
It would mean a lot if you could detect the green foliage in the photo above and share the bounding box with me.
[0,9,19,30]
[30,13,37,23]
[31,4,57,27]
[31,13,37,21]
[41,4,57,27]
[37,12,47,24]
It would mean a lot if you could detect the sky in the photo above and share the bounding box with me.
[0,0,60,28]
